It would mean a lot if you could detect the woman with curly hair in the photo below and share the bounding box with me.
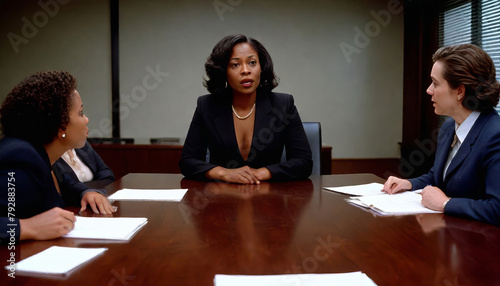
[180,34,312,184]
[383,44,500,227]
[0,71,114,243]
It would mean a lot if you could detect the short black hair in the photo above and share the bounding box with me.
[0,70,77,145]
[204,34,279,96]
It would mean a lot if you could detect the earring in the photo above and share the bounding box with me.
[62,134,66,138]
[458,97,463,101]
[225,82,228,88]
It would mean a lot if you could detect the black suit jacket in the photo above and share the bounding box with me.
[179,92,312,181]
[0,137,64,243]
[53,141,115,206]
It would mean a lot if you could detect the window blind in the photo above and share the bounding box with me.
[439,0,500,113]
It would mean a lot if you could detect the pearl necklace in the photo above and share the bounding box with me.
[232,103,255,120]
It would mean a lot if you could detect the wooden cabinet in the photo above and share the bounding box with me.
[92,143,331,178]
[91,144,183,179]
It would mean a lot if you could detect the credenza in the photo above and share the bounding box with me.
[91,143,332,178]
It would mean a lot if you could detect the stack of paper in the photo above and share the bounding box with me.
[12,246,107,277]
[214,272,377,286]
[347,191,442,215]
[64,217,148,241]
[324,182,440,215]
[324,183,384,196]
[108,188,188,201]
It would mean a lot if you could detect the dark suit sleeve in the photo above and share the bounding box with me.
[265,95,312,181]
[445,131,500,227]
[1,143,61,220]
[53,142,115,206]
[179,97,218,180]
[408,167,436,190]
[407,119,455,190]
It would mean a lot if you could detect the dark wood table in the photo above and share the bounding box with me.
[2,173,500,285]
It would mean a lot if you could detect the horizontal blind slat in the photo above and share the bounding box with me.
[440,0,500,110]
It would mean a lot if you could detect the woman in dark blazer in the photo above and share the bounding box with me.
[0,71,114,243]
[180,34,312,184]
[53,141,115,213]
[383,44,500,227]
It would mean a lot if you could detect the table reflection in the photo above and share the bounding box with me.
[179,179,314,273]
[416,213,500,285]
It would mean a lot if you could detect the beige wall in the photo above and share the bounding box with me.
[0,0,112,137]
[0,0,404,159]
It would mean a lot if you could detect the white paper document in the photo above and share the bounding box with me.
[324,182,384,196]
[346,191,443,215]
[13,246,107,276]
[214,272,377,286]
[108,188,188,201]
[63,217,148,241]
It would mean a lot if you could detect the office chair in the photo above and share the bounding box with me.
[281,122,322,175]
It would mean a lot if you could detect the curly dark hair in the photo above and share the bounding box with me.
[432,44,500,111]
[203,34,279,96]
[0,70,77,145]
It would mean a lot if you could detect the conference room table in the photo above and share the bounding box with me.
[2,173,500,285]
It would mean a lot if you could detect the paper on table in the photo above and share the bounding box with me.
[12,246,107,276]
[214,272,377,286]
[108,188,188,201]
[324,182,384,196]
[347,191,442,215]
[63,217,148,241]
